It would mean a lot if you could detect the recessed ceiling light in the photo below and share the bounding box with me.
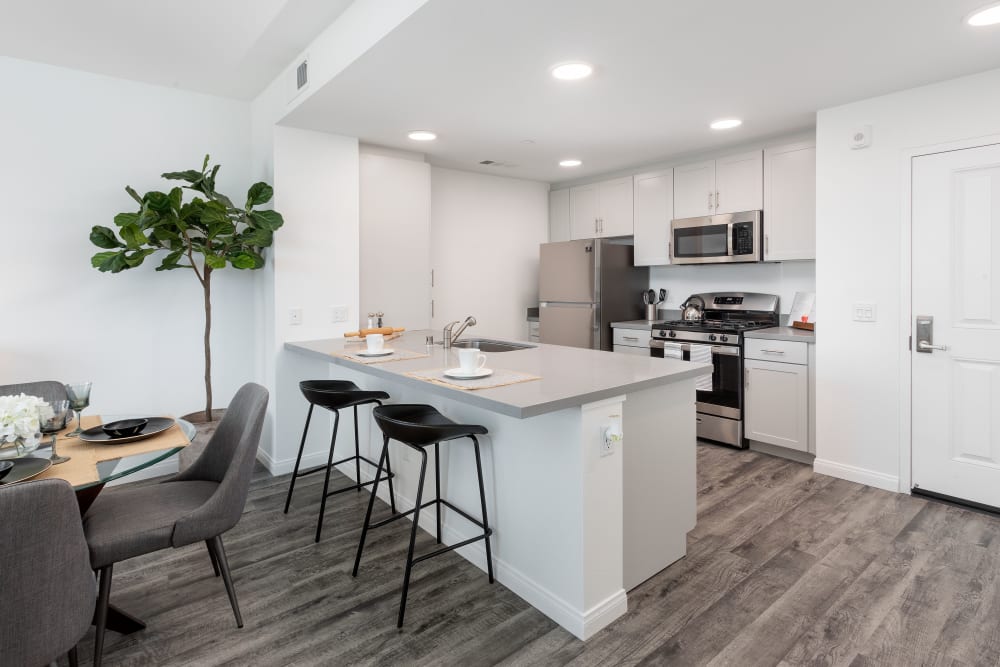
[967,2,1000,25]
[551,62,593,81]
[710,118,743,130]
[407,130,437,141]
[559,159,582,167]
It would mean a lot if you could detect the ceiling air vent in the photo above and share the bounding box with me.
[296,60,308,90]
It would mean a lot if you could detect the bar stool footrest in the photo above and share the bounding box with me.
[411,533,492,566]
[323,471,395,499]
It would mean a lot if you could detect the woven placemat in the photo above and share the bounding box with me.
[405,368,541,391]
[333,347,430,365]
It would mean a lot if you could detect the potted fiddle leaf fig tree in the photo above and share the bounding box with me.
[89,155,283,424]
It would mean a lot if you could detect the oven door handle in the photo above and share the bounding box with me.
[711,345,740,357]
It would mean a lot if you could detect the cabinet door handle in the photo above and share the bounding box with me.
[708,191,713,211]
[765,234,769,255]
[745,368,749,389]
[595,218,598,233]
[715,191,720,210]
[668,241,672,261]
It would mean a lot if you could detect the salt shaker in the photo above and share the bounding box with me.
[367,312,375,328]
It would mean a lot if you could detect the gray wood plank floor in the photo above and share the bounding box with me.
[68,444,1000,666]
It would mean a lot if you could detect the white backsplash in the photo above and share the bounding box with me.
[649,261,815,314]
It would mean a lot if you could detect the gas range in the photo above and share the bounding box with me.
[649,292,780,449]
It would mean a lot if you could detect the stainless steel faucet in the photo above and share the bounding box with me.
[442,316,477,348]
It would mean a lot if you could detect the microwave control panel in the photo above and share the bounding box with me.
[732,222,754,255]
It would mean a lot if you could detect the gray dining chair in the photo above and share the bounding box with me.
[0,479,96,667]
[0,380,68,403]
[82,382,268,666]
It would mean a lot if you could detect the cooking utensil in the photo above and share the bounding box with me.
[680,295,706,321]
[642,290,649,305]
[647,289,656,306]
[658,288,666,304]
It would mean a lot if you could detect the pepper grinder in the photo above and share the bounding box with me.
[376,311,384,328]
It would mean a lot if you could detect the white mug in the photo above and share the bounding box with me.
[457,347,487,373]
[366,333,385,352]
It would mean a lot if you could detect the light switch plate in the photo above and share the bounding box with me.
[331,305,349,323]
[289,307,303,326]
[853,302,876,322]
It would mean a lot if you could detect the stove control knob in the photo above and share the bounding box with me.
[669,331,677,338]
[720,334,729,342]
[708,334,717,342]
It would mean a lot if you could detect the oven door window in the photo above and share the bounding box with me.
[673,224,729,258]
[697,350,740,410]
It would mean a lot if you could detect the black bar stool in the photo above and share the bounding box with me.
[352,404,494,627]
[284,380,396,542]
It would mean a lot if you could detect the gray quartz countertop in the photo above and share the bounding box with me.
[285,330,710,419]
[610,320,656,330]
[744,326,816,343]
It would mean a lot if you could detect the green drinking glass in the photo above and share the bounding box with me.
[64,382,93,438]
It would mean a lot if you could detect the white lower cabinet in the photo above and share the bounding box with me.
[614,344,649,356]
[744,341,811,453]
[612,327,651,355]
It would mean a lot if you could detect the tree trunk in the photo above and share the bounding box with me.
[203,266,213,422]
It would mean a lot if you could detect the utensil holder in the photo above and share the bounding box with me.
[645,304,657,321]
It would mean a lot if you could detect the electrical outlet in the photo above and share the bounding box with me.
[600,437,615,457]
[331,305,349,323]
[853,302,877,322]
[289,307,303,326]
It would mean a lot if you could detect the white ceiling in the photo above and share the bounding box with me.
[283,0,1000,182]
[0,0,354,99]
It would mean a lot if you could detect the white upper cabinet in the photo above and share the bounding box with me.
[569,183,600,239]
[763,140,816,261]
[633,169,673,266]
[598,177,635,237]
[715,151,763,214]
[674,151,763,219]
[549,188,571,242]
[569,177,634,239]
[673,160,716,219]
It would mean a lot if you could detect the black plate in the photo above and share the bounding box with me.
[0,456,52,484]
[80,417,176,444]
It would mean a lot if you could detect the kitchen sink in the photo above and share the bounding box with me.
[443,338,536,352]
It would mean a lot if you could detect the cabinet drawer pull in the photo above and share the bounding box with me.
[622,336,639,342]
[761,349,785,354]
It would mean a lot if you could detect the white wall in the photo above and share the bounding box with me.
[264,126,360,471]
[815,66,1000,491]
[650,261,815,314]
[430,167,549,340]
[0,57,254,420]
[360,147,431,330]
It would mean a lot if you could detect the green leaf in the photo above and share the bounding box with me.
[91,251,129,273]
[125,186,143,205]
[123,248,155,267]
[161,169,203,183]
[246,182,273,206]
[144,191,172,213]
[204,254,226,270]
[240,227,273,247]
[168,187,183,212]
[228,253,257,269]
[113,212,139,227]
[119,223,147,249]
[202,154,210,171]
[248,209,284,231]
[151,226,180,243]
[200,201,230,224]
[90,225,123,249]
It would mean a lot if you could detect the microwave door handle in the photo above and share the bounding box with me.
[727,223,734,257]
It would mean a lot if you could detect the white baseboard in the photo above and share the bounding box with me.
[813,458,900,492]
[357,467,625,640]
[256,447,329,476]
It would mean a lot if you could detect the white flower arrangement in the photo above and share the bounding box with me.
[0,393,54,450]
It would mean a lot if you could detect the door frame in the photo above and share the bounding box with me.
[899,133,1000,494]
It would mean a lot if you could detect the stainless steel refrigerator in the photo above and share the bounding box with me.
[538,239,649,350]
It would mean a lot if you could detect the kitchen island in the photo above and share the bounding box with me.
[283,331,709,639]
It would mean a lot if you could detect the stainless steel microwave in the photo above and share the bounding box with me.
[669,210,763,265]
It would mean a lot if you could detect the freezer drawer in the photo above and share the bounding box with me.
[540,303,597,349]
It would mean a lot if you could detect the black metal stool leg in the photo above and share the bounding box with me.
[384,442,398,514]
[353,435,389,576]
[284,403,315,513]
[206,539,221,577]
[398,447,428,628]
[315,409,340,543]
[471,436,494,584]
[353,405,362,492]
[434,442,442,544]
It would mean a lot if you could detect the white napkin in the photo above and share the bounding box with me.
[688,344,714,391]
[661,343,684,360]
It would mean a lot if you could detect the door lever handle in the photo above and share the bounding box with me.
[918,341,948,352]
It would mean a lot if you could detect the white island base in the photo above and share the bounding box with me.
[283,336,700,639]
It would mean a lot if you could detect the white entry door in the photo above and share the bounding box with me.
[912,142,1000,507]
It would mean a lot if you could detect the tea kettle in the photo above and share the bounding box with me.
[680,295,705,321]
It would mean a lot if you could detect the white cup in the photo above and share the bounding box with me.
[366,333,385,352]
[457,347,487,373]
